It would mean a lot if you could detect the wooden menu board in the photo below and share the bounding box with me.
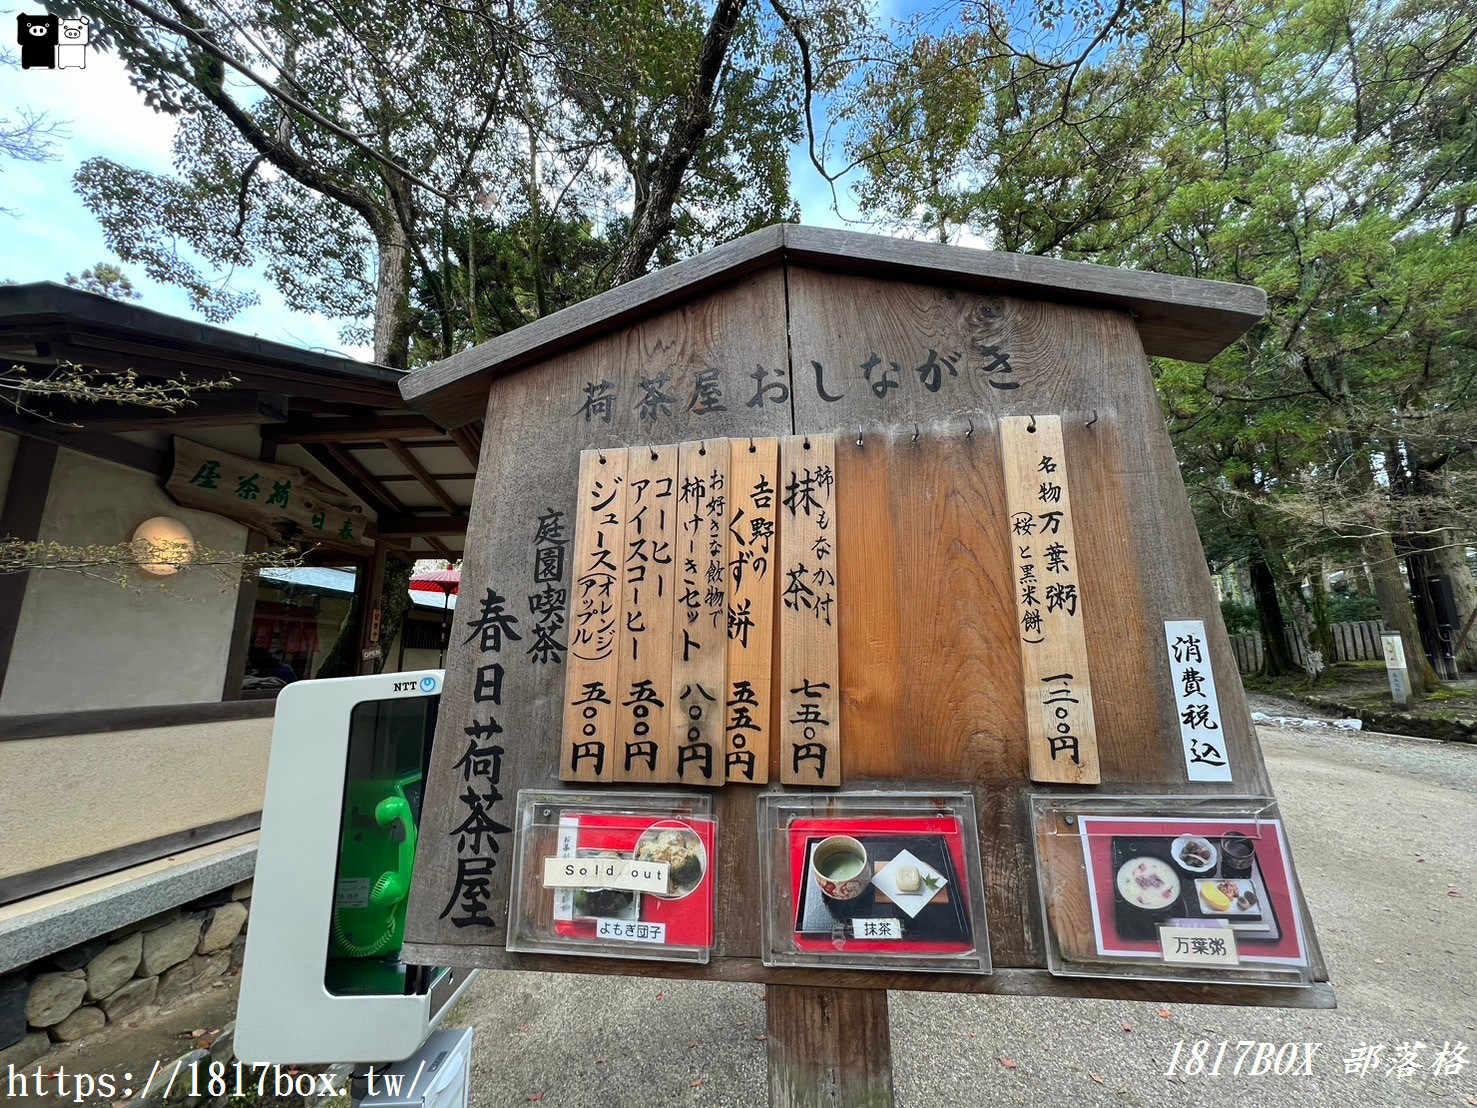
[614,444,679,783]
[399,227,1330,1014]
[777,434,841,786]
[670,439,728,786]
[999,414,1100,784]
[725,437,779,784]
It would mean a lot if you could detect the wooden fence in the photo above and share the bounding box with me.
[1229,620,1388,673]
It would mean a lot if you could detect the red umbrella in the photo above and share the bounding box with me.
[409,567,459,667]
[409,568,460,597]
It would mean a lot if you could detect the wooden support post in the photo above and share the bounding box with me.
[357,541,390,674]
[223,438,277,699]
[765,986,893,1108]
[0,438,58,700]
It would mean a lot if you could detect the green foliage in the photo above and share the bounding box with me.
[410,216,616,360]
[63,263,141,301]
[1327,592,1383,622]
[50,0,838,364]
[1220,599,1260,636]
[850,0,1477,629]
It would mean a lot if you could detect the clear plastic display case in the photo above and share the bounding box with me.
[757,790,991,974]
[507,790,715,964]
[1031,794,1316,987]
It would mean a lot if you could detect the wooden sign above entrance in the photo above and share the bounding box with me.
[166,436,373,551]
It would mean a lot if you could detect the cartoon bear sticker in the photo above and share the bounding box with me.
[17,13,59,69]
[58,15,89,69]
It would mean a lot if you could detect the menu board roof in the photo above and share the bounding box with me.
[400,224,1267,427]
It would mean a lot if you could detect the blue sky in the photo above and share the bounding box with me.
[0,9,889,365]
[0,17,377,357]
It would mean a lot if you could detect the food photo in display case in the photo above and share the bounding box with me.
[1033,796,1316,987]
[508,791,715,963]
[758,792,990,974]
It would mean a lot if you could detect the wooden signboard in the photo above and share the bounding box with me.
[670,439,728,786]
[614,444,679,783]
[999,414,1099,784]
[398,226,1330,1107]
[725,437,779,784]
[560,448,627,783]
[777,434,840,786]
[166,436,373,550]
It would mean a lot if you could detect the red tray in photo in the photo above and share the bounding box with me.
[1080,815,1308,966]
[787,817,975,956]
[552,813,715,949]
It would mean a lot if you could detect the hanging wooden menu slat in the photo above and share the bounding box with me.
[670,439,729,786]
[999,415,1100,785]
[560,447,628,783]
[614,444,679,782]
[778,434,841,786]
[724,437,779,784]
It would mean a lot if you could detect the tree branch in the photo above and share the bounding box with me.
[612,0,748,284]
[118,0,454,202]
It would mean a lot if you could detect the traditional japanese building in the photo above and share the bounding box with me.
[0,283,473,1063]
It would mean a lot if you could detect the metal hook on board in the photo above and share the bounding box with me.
[912,424,920,444]
[1027,414,1037,433]
[749,436,756,453]
[1085,409,1099,429]
[856,427,864,449]
[597,449,607,464]
[803,435,812,450]
[650,444,659,461]
[965,418,974,439]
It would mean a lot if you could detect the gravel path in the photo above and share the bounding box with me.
[453,721,1477,1107]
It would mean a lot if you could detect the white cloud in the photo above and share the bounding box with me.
[0,44,178,173]
[0,30,375,364]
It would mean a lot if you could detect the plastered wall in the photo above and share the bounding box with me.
[1,448,247,714]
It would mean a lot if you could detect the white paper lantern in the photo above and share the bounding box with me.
[132,515,195,576]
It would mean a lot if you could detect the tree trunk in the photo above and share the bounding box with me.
[1357,561,1375,596]
[372,555,415,674]
[1351,454,1437,695]
[1271,552,1319,673]
[613,0,748,284]
[1249,551,1297,677]
[1431,530,1477,671]
[373,217,415,368]
[1307,568,1334,665]
[1362,529,1435,696]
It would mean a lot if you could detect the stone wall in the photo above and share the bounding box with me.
[0,880,252,1069]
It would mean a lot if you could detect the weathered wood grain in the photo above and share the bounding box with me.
[560,448,627,783]
[400,225,1265,428]
[767,986,892,1108]
[781,225,1266,365]
[999,414,1100,785]
[400,227,787,427]
[397,940,1338,1009]
[670,439,728,786]
[402,256,1324,1000]
[614,444,679,783]
[777,434,841,786]
[404,270,793,954]
[783,265,1309,981]
[725,437,779,785]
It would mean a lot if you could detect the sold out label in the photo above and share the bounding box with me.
[541,856,670,893]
